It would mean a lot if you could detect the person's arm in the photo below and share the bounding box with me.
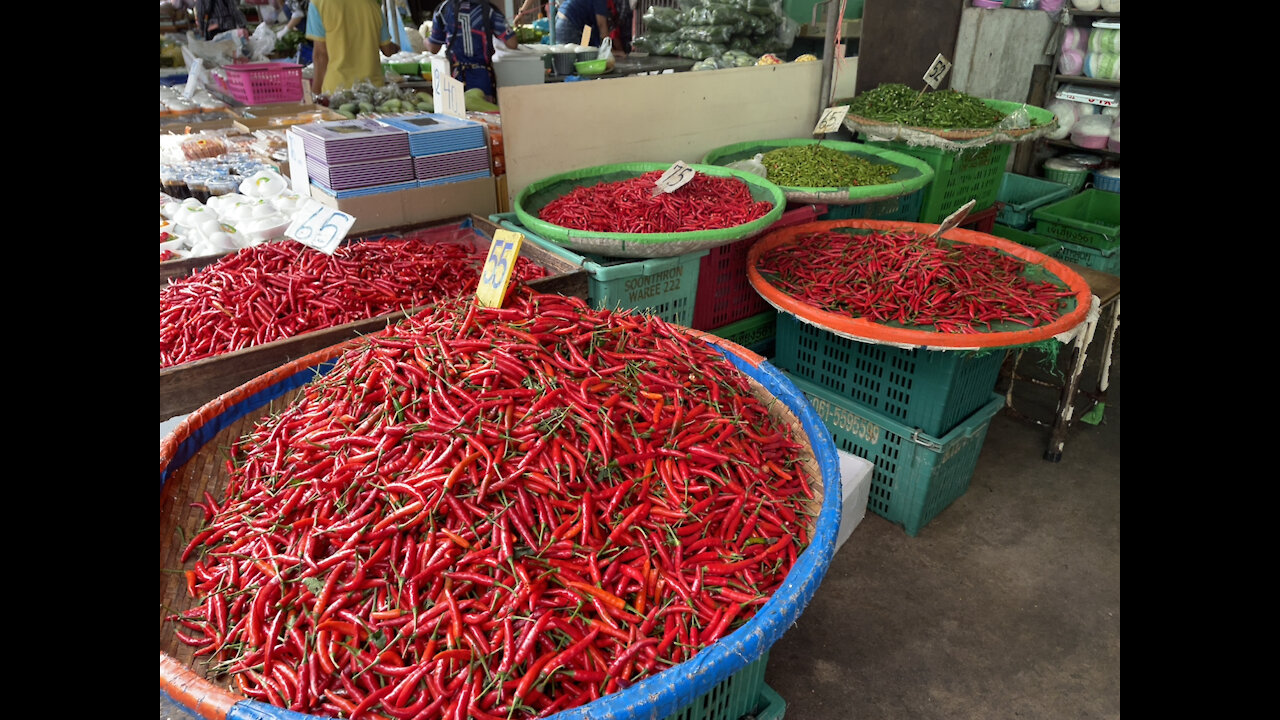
[425,9,446,54]
[305,7,327,92]
[311,40,329,94]
[513,0,539,23]
[378,17,399,56]
[593,14,609,45]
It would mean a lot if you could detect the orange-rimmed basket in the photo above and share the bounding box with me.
[746,219,1094,352]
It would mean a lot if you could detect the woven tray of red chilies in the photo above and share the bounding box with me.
[747,218,1095,351]
[513,162,787,259]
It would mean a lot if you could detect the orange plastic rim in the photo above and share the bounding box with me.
[746,219,1094,350]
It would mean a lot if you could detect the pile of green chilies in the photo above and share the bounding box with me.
[760,145,900,188]
[848,84,1007,128]
[758,229,1075,333]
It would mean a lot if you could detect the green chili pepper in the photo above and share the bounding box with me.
[848,84,1007,129]
[760,144,899,188]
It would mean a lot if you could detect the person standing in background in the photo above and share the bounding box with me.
[307,0,400,95]
[426,1,518,103]
[553,0,614,48]
[276,0,315,65]
[192,0,247,41]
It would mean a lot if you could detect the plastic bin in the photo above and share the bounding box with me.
[793,375,1005,537]
[663,651,771,720]
[773,313,1006,438]
[989,223,1063,258]
[994,172,1074,229]
[865,140,1011,224]
[819,189,923,222]
[708,311,777,359]
[958,204,997,234]
[1032,188,1120,252]
[491,213,707,326]
[1052,239,1120,276]
[1042,164,1088,193]
[219,62,304,104]
[692,203,825,331]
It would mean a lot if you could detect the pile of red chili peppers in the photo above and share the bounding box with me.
[758,229,1075,333]
[160,239,548,368]
[537,171,774,234]
[168,291,815,720]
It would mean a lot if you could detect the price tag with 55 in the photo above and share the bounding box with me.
[286,197,355,255]
[476,229,525,307]
[651,161,697,196]
[923,53,952,89]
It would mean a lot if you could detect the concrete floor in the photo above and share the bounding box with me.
[162,336,1120,720]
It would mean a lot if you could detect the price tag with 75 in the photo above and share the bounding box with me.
[476,229,525,307]
[651,161,696,196]
[286,197,355,255]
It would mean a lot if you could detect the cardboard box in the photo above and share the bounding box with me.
[310,177,498,234]
[836,449,873,551]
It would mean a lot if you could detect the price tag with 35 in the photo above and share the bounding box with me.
[923,53,952,89]
[813,105,850,135]
[476,229,525,307]
[286,197,355,255]
[651,161,697,196]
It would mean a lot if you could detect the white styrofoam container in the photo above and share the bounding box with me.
[836,449,874,551]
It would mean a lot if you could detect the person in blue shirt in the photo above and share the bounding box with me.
[427,0,519,103]
[553,0,615,48]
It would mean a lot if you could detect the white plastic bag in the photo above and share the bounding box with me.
[726,153,768,178]
[597,38,613,60]
[249,22,277,61]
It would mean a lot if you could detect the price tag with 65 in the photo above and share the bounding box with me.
[813,105,850,135]
[923,53,952,89]
[651,161,697,196]
[286,197,355,255]
[476,229,525,307]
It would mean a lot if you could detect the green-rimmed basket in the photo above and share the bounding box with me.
[513,162,787,258]
[700,138,936,207]
[842,98,1058,147]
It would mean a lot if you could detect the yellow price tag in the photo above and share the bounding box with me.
[476,229,525,308]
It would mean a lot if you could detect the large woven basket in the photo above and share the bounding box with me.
[160,311,840,720]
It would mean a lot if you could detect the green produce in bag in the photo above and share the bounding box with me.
[643,6,681,32]
[674,24,734,44]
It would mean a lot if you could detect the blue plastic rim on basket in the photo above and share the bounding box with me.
[1092,170,1120,194]
[160,329,842,720]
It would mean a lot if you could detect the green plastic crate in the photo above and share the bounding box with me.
[819,189,923,222]
[865,140,1011,224]
[792,375,1005,537]
[753,683,787,720]
[773,313,1006,437]
[994,172,1074,229]
[1052,239,1121,276]
[990,223,1063,258]
[710,311,777,359]
[491,214,707,326]
[663,651,771,720]
[1032,188,1120,252]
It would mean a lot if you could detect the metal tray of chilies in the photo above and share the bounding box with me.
[700,138,936,207]
[513,162,787,259]
[159,216,588,422]
[160,321,841,720]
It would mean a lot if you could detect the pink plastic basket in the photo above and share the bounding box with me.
[220,62,304,104]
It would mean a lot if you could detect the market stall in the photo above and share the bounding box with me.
[162,3,1119,718]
